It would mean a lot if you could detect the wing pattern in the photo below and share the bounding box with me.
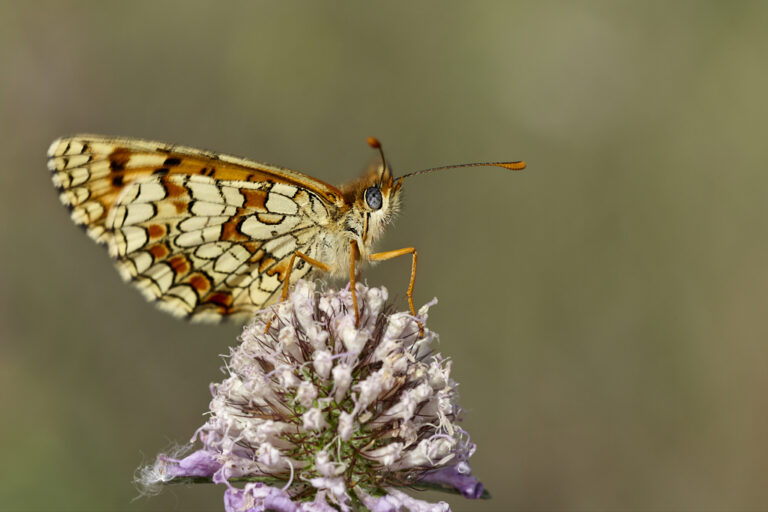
[48,135,342,321]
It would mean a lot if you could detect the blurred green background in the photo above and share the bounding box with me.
[2,1,767,511]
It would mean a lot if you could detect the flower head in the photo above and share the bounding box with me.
[138,280,485,511]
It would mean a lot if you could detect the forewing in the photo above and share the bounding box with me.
[48,135,344,244]
[106,174,333,320]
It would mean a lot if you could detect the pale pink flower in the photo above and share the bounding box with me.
[137,281,485,511]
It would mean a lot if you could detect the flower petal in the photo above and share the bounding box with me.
[164,449,221,478]
[418,464,485,499]
[224,483,297,512]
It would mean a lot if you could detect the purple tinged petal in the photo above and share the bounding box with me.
[263,491,297,512]
[364,500,400,512]
[161,449,221,478]
[223,487,247,512]
[385,489,449,512]
[224,483,297,512]
[296,490,341,512]
[212,469,230,487]
[355,489,403,512]
[419,465,485,499]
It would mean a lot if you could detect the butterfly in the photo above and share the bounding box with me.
[48,135,525,328]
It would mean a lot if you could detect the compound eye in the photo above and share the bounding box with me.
[364,186,383,210]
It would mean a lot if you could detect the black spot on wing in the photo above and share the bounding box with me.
[163,157,182,167]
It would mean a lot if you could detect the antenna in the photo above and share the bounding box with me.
[366,136,526,180]
[400,160,526,180]
[367,137,387,174]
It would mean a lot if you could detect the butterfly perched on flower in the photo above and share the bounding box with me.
[48,135,525,324]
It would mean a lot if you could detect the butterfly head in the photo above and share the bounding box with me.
[340,138,403,250]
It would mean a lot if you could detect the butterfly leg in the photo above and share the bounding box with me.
[264,251,332,333]
[348,240,360,325]
[368,247,423,337]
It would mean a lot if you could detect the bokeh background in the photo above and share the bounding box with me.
[2,2,767,511]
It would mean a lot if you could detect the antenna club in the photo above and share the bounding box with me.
[497,161,527,171]
[367,136,381,149]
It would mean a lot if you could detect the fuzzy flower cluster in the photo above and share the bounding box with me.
[138,280,484,511]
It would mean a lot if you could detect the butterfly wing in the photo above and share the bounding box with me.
[48,135,345,243]
[48,135,346,321]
